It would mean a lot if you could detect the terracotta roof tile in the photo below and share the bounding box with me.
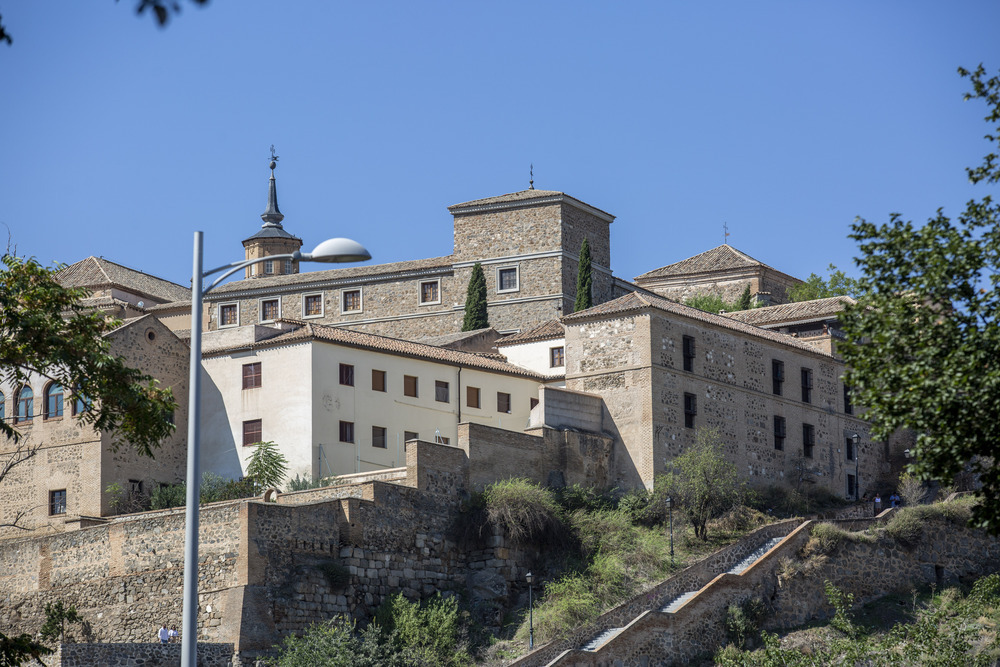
[57,257,191,303]
[496,320,565,346]
[721,296,856,327]
[562,292,835,357]
[635,245,774,281]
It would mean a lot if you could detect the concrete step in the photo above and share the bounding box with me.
[580,626,624,651]
[727,537,783,575]
[659,590,697,613]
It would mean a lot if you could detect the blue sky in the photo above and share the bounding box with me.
[3,1,999,289]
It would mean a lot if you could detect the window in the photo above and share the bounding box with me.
[843,384,853,415]
[339,363,355,387]
[847,474,857,498]
[772,360,784,396]
[404,431,419,442]
[372,369,386,392]
[497,267,519,293]
[303,293,323,318]
[264,259,274,275]
[242,362,262,389]
[420,281,440,305]
[435,434,451,445]
[801,368,813,403]
[72,385,90,416]
[550,346,565,368]
[342,289,362,313]
[803,423,815,458]
[44,383,63,419]
[284,259,293,274]
[683,392,697,429]
[435,381,450,403]
[219,303,239,327]
[14,386,32,424]
[497,392,511,414]
[682,336,695,372]
[774,416,786,451]
[372,426,387,448]
[339,421,354,443]
[243,419,262,446]
[403,375,418,398]
[845,436,855,461]
[260,298,279,322]
[467,386,481,408]
[49,489,66,516]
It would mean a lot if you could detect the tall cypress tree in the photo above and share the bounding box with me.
[574,238,593,312]
[736,283,753,311]
[462,262,489,331]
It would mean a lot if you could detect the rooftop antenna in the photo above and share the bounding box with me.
[529,163,534,190]
[723,222,730,245]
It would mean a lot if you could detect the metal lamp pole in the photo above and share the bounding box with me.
[852,433,861,500]
[181,233,370,667]
[526,571,534,650]
[666,496,674,566]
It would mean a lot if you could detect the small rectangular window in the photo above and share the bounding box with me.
[497,267,519,292]
[843,384,853,415]
[372,426,387,449]
[304,293,323,317]
[404,431,419,442]
[682,336,695,372]
[342,289,362,313]
[339,421,354,443]
[283,259,293,274]
[467,386,481,409]
[49,489,67,516]
[550,346,565,368]
[403,375,418,398]
[683,392,697,428]
[801,368,813,403]
[772,360,784,396]
[260,298,280,322]
[435,381,450,403]
[243,419,262,446]
[435,434,450,445]
[264,259,274,275]
[847,474,857,498]
[219,303,239,327]
[497,392,511,414]
[242,362,262,389]
[372,369,386,392]
[339,363,355,387]
[420,281,440,304]
[845,436,855,461]
[803,423,815,458]
[774,415,786,451]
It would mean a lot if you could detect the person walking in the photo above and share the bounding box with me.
[169,626,179,643]
[158,624,170,645]
[874,493,882,515]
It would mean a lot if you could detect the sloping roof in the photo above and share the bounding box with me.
[57,257,191,303]
[721,296,856,327]
[561,292,835,357]
[205,322,548,380]
[635,245,776,281]
[207,255,454,296]
[243,226,301,242]
[416,328,495,347]
[447,189,615,220]
[496,320,565,347]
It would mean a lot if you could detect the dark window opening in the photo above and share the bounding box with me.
[774,415,786,451]
[683,392,697,429]
[242,362,262,389]
[772,360,784,396]
[682,336,695,372]
[339,421,354,443]
[339,363,355,387]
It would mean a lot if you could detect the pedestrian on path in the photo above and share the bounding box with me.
[158,624,170,645]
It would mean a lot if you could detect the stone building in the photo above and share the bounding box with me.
[634,244,803,306]
[0,315,189,538]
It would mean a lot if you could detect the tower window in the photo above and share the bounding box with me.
[774,415,786,451]
[683,392,697,428]
[420,281,441,304]
[264,260,274,275]
[803,423,815,458]
[497,267,519,293]
[801,368,813,403]
[284,259,293,274]
[772,360,784,395]
[682,336,695,372]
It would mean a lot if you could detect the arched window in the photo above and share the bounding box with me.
[72,385,91,416]
[45,383,64,419]
[15,386,33,424]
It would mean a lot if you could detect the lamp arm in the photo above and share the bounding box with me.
[201,253,299,296]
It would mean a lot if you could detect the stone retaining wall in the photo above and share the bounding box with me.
[55,642,236,667]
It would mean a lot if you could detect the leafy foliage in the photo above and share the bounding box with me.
[286,474,325,491]
[269,617,412,667]
[245,441,289,490]
[374,593,471,666]
[726,597,768,650]
[105,481,150,515]
[660,428,746,540]
[0,632,53,667]
[841,65,1000,533]
[40,601,82,644]
[150,481,187,510]
[787,264,863,302]
[684,284,757,314]
[462,262,489,331]
[0,255,177,456]
[574,238,593,312]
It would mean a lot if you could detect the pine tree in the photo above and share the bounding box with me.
[574,238,593,312]
[736,283,752,311]
[462,263,488,331]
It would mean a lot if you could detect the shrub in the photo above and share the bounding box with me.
[726,597,768,649]
[805,522,849,555]
[105,481,149,515]
[482,479,567,547]
[885,509,923,546]
[286,474,324,491]
[269,617,410,667]
[969,573,1000,603]
[374,593,471,666]
[555,484,616,513]
[897,471,926,506]
[825,581,858,638]
[150,482,186,510]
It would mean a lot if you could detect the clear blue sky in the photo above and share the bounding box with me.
[3,1,999,289]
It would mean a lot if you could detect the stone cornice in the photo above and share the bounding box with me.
[205,265,454,301]
[448,193,615,223]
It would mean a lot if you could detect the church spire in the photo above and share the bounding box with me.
[261,145,284,227]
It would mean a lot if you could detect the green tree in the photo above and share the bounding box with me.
[39,601,82,644]
[787,264,863,302]
[245,441,289,490]
[574,238,593,312]
[461,262,489,331]
[684,293,739,314]
[0,632,53,666]
[660,428,745,540]
[374,593,471,667]
[270,618,413,667]
[736,283,753,311]
[841,65,1000,533]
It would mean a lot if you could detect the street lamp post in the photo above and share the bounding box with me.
[852,433,861,500]
[181,233,370,667]
[526,571,534,650]
[665,496,674,566]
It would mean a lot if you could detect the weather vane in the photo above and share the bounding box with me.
[529,163,534,190]
[724,222,730,245]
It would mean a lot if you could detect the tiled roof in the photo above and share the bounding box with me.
[205,322,547,380]
[721,296,856,327]
[496,320,564,346]
[57,257,191,303]
[561,292,835,358]
[243,226,301,241]
[207,255,454,296]
[635,245,775,281]
[448,189,615,220]
[146,300,191,312]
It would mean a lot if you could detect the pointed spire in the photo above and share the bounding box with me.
[261,145,285,227]
[529,163,534,190]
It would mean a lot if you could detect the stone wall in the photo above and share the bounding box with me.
[55,642,236,667]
